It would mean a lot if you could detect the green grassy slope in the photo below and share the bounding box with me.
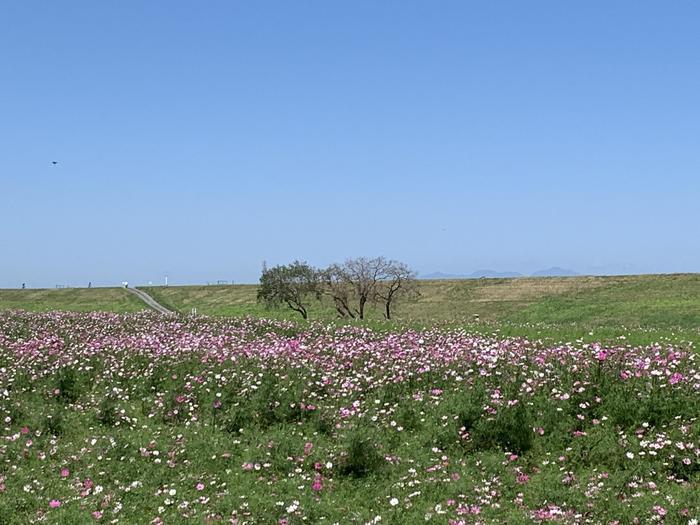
[0,287,146,313]
[143,273,700,328]
[3,275,697,345]
[506,273,700,329]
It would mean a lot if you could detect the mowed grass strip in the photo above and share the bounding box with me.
[507,273,700,329]
[0,287,146,313]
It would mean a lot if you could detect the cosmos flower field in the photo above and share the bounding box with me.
[0,311,698,524]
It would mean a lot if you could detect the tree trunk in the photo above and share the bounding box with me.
[334,299,355,319]
[287,300,308,320]
[385,301,391,320]
[358,295,366,320]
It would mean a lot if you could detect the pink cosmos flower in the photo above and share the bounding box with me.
[49,500,61,508]
[516,473,530,484]
[60,468,70,478]
[669,372,684,384]
[196,482,205,491]
[653,505,667,516]
[92,511,103,520]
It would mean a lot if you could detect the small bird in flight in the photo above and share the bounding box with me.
[52,161,58,165]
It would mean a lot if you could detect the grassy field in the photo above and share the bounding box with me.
[1,312,698,523]
[142,273,700,326]
[140,274,700,346]
[2,274,698,346]
[0,287,145,313]
[1,279,698,522]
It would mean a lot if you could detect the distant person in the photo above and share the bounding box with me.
[88,281,92,288]
[21,283,25,289]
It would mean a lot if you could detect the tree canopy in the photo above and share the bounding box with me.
[257,261,319,319]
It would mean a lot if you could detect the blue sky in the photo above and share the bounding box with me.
[2,1,699,287]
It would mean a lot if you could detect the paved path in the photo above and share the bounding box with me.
[126,287,174,315]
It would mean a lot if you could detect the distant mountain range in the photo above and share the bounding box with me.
[530,266,579,277]
[421,267,579,280]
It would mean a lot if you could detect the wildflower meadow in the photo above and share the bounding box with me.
[0,311,698,523]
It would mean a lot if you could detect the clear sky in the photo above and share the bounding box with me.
[2,1,699,287]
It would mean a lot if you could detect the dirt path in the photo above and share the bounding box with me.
[126,287,174,315]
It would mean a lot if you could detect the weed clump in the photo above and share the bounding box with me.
[43,411,65,436]
[339,430,384,478]
[97,396,119,427]
[56,367,81,403]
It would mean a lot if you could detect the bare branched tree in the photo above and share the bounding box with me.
[342,257,392,320]
[319,257,419,320]
[375,261,420,319]
[319,264,356,319]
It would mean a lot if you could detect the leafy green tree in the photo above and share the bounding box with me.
[257,261,319,319]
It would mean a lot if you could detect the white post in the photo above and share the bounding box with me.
[165,276,168,286]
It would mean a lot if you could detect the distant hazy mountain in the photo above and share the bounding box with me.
[422,267,579,279]
[421,270,523,280]
[531,267,579,277]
